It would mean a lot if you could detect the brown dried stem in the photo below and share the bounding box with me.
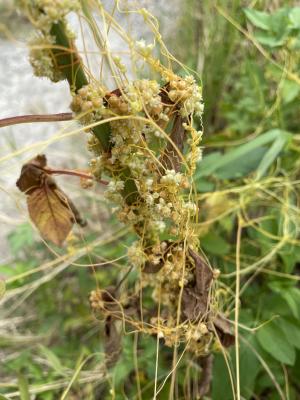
[44,167,108,185]
[0,113,73,128]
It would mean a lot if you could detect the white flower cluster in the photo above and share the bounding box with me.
[19,0,80,80]
[124,80,163,116]
[127,241,147,267]
[107,94,130,115]
[19,0,80,31]
[104,179,125,203]
[107,180,125,192]
[38,0,80,21]
[29,35,64,82]
[160,169,183,186]
[185,323,210,356]
[89,155,104,178]
[71,84,106,124]
[139,169,194,234]
[150,244,192,301]
[75,77,202,238]
[168,75,204,118]
[102,160,197,235]
[107,79,165,120]
[142,123,167,142]
[109,119,146,167]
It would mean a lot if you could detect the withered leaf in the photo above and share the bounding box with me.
[16,164,44,195]
[27,186,74,247]
[104,316,122,368]
[212,313,235,347]
[181,249,213,321]
[17,154,85,246]
[161,114,186,172]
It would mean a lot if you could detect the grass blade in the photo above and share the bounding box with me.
[196,129,290,178]
[255,132,291,179]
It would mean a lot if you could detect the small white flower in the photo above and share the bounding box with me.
[183,202,198,215]
[145,194,154,205]
[153,220,166,232]
[136,39,154,57]
[146,178,153,188]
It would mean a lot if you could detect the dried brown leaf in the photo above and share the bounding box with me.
[27,185,74,246]
[161,114,186,172]
[212,313,235,347]
[16,154,47,194]
[17,154,86,246]
[182,249,213,321]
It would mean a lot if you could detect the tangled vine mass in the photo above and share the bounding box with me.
[17,0,234,369]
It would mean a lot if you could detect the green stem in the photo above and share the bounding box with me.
[50,21,111,152]
[50,20,139,204]
[50,22,88,90]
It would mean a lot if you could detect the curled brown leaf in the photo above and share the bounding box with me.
[27,186,74,247]
[16,154,85,246]
[182,249,213,321]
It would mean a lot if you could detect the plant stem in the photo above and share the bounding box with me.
[50,20,139,204]
[0,113,73,128]
[50,21,111,152]
[44,167,108,185]
[50,22,88,91]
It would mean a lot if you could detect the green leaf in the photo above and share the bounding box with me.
[280,79,300,104]
[244,9,271,30]
[289,7,300,29]
[269,282,300,319]
[255,131,291,179]
[280,289,300,319]
[255,32,286,47]
[8,223,34,254]
[0,395,10,400]
[196,178,215,192]
[239,337,262,398]
[201,232,230,255]
[277,318,300,350]
[257,321,296,365]
[270,8,290,36]
[196,152,221,178]
[279,243,300,273]
[212,353,233,400]
[216,146,267,179]
[196,130,289,180]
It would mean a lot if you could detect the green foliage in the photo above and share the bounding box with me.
[257,320,296,365]
[195,129,291,181]
[180,1,300,398]
[244,7,300,48]
[7,223,34,255]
